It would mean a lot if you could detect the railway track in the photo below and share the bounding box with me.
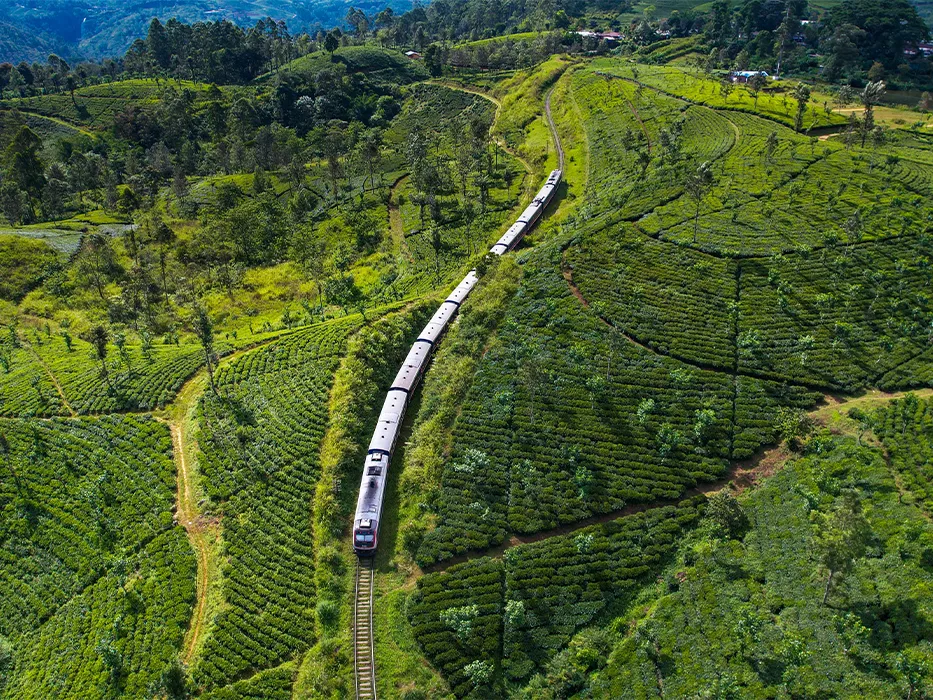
[349,84,566,700]
[354,559,376,700]
[545,87,565,171]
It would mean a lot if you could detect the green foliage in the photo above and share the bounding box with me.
[705,490,750,539]
[0,234,58,300]
[199,661,297,700]
[415,238,819,566]
[563,64,933,393]
[190,316,359,689]
[588,431,933,698]
[875,395,933,512]
[0,414,194,697]
[0,329,232,417]
[279,46,428,86]
[594,62,846,131]
[409,499,704,696]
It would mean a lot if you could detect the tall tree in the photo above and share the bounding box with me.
[748,72,767,109]
[146,18,172,70]
[324,31,340,57]
[859,80,886,147]
[5,127,45,200]
[815,492,870,605]
[792,82,810,133]
[685,161,714,243]
[192,304,218,394]
[76,233,121,301]
[88,324,112,391]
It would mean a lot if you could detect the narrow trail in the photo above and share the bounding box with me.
[157,369,218,666]
[168,418,215,665]
[425,386,933,573]
[154,335,284,666]
[387,175,414,262]
[23,341,76,417]
[428,80,535,177]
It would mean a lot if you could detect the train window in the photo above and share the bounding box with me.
[355,534,375,544]
[367,466,383,476]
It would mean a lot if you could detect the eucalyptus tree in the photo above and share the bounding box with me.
[792,83,811,133]
[748,72,767,109]
[88,324,112,391]
[685,161,714,243]
[859,80,886,147]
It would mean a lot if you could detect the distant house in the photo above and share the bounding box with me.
[730,70,770,84]
[909,42,933,57]
[575,30,622,43]
[404,50,422,59]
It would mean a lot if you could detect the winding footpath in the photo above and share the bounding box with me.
[156,336,286,666]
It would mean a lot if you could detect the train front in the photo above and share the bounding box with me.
[353,517,378,556]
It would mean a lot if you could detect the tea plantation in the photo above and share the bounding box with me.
[0,333,232,417]
[3,24,933,698]
[0,415,194,697]
[189,317,361,690]
[395,56,933,697]
[576,430,933,699]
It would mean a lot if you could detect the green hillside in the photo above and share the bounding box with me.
[1,1,933,697]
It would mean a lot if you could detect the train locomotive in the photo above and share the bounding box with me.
[353,169,562,556]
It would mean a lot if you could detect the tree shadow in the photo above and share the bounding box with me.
[849,597,933,651]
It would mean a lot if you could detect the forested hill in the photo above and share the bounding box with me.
[0,0,414,63]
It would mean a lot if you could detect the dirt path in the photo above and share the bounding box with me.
[168,417,216,664]
[810,387,933,427]
[388,175,414,262]
[23,341,76,417]
[156,368,217,665]
[155,337,283,665]
[425,382,933,573]
[428,80,535,176]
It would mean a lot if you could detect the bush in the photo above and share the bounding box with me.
[316,599,340,631]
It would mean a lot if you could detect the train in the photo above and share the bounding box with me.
[353,168,562,556]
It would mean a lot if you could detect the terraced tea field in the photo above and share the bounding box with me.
[391,58,933,697]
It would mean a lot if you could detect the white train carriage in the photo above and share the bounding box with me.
[390,340,432,393]
[446,271,479,306]
[367,389,408,454]
[417,300,460,345]
[354,389,409,554]
[496,222,528,252]
[353,452,388,553]
[354,167,563,557]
